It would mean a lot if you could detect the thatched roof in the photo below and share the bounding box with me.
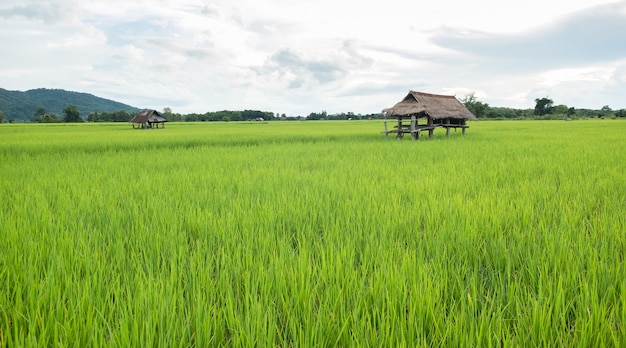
[129,109,167,124]
[382,91,477,120]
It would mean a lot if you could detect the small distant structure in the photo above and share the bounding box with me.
[129,109,167,129]
[381,91,477,139]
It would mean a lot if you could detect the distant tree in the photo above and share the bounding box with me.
[35,108,46,119]
[551,104,569,115]
[171,113,183,122]
[164,109,183,122]
[0,110,4,123]
[112,110,131,122]
[308,111,328,120]
[461,92,490,118]
[534,97,554,116]
[568,107,576,117]
[41,114,62,123]
[162,107,175,121]
[597,105,614,118]
[31,108,46,122]
[616,109,626,118]
[487,107,526,119]
[185,113,199,122]
[242,110,269,121]
[63,105,82,122]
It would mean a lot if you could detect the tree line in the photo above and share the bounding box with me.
[3,94,625,124]
[27,105,84,123]
[462,93,626,120]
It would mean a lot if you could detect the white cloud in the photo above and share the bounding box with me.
[539,66,615,88]
[1,0,626,115]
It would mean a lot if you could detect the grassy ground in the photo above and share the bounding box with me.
[1,120,625,346]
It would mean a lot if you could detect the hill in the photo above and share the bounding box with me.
[0,88,139,121]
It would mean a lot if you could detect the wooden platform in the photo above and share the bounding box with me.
[381,116,469,140]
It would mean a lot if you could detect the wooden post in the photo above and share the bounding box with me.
[462,127,466,135]
[410,115,417,140]
[383,121,388,138]
[397,117,403,139]
[446,127,450,137]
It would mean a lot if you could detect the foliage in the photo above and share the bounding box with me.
[462,92,490,118]
[460,93,626,120]
[0,88,138,121]
[87,110,132,122]
[308,110,328,120]
[551,104,569,115]
[40,114,62,123]
[534,97,554,116]
[30,108,62,123]
[1,121,626,346]
[486,107,533,119]
[0,110,3,123]
[63,105,83,122]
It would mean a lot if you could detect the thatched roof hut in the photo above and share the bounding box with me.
[381,91,477,139]
[129,109,167,129]
[382,91,477,121]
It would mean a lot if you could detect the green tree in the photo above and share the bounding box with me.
[534,97,554,116]
[568,107,576,117]
[308,111,326,120]
[35,108,46,119]
[41,114,62,123]
[32,108,46,122]
[551,104,569,115]
[0,110,4,123]
[462,92,490,118]
[63,105,82,122]
[112,110,131,122]
[162,107,173,119]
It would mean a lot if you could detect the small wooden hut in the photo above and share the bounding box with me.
[129,109,167,129]
[381,91,477,139]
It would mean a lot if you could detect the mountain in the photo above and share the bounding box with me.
[0,88,139,121]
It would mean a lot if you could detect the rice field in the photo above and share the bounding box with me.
[1,120,625,346]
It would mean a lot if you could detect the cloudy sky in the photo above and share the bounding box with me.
[2,0,626,115]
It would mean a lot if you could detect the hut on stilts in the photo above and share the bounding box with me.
[129,109,167,129]
[381,91,477,139]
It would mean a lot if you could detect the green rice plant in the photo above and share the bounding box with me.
[0,120,625,346]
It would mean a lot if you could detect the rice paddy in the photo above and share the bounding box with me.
[1,120,625,346]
